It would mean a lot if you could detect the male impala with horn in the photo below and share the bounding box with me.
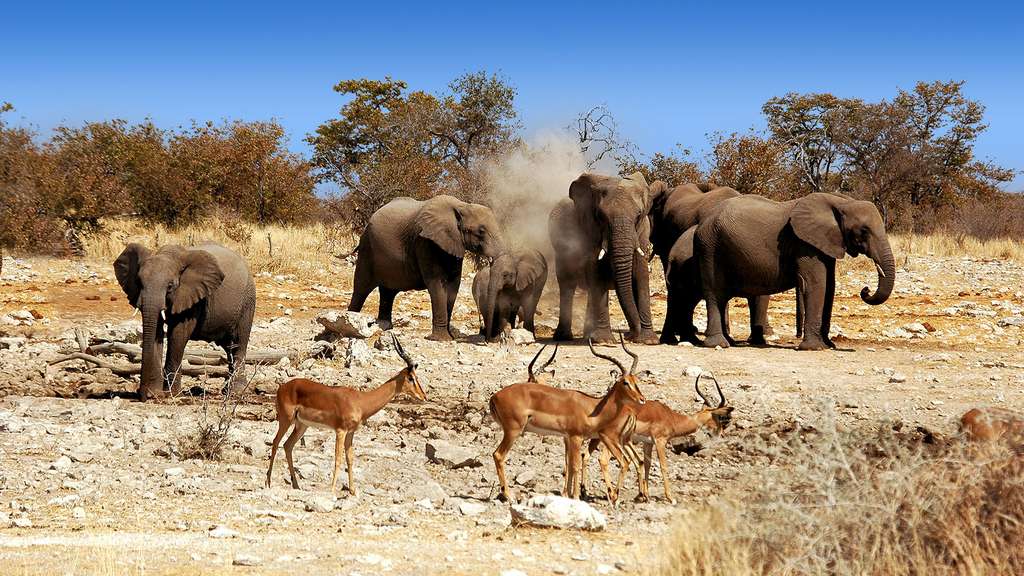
[489,337,646,505]
[266,334,426,497]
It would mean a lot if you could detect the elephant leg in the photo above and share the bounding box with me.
[554,278,576,341]
[376,288,398,331]
[630,252,658,344]
[660,281,679,345]
[445,276,461,338]
[164,319,196,395]
[424,277,453,341]
[747,296,769,346]
[820,261,836,348]
[703,295,730,349]
[521,296,538,334]
[224,301,254,395]
[797,257,828,350]
[722,302,736,346]
[586,283,613,343]
[348,247,376,313]
[680,287,702,345]
[795,277,805,338]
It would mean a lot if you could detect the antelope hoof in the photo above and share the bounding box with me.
[633,494,649,503]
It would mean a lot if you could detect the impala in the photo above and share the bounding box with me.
[265,334,426,496]
[489,336,646,505]
[588,373,733,504]
[960,406,1024,448]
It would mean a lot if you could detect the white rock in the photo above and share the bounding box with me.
[458,501,488,516]
[501,570,528,576]
[163,467,185,477]
[510,494,606,531]
[12,517,32,528]
[49,456,72,471]
[208,525,239,539]
[425,441,482,469]
[509,328,535,345]
[304,495,336,513]
[72,507,86,519]
[233,554,261,567]
[889,373,907,383]
[317,310,381,339]
[684,365,704,379]
[903,322,928,334]
[345,339,373,368]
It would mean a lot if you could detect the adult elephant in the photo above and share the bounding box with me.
[650,183,772,345]
[349,195,506,341]
[114,242,256,401]
[695,192,895,350]
[472,249,547,341]
[548,172,660,344]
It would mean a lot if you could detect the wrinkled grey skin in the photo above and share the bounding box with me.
[650,183,772,345]
[114,242,256,401]
[349,195,506,341]
[548,172,658,344]
[695,192,895,350]
[471,250,547,341]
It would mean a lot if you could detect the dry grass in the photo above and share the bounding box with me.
[893,232,1024,263]
[80,217,358,276]
[653,408,1024,576]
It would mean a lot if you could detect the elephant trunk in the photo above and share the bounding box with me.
[484,266,507,340]
[611,219,642,333]
[861,233,896,305]
[139,291,165,399]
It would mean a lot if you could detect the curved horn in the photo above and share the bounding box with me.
[393,334,415,369]
[619,333,638,375]
[540,343,559,373]
[589,338,626,377]
[707,373,727,407]
[694,374,714,407]
[527,345,547,381]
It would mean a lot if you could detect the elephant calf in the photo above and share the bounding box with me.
[471,250,547,341]
[114,242,256,400]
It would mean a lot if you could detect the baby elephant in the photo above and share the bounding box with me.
[472,250,547,341]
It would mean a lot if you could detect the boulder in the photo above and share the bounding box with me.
[509,329,535,345]
[345,340,373,368]
[425,440,482,469]
[510,494,607,531]
[304,495,336,513]
[317,311,381,339]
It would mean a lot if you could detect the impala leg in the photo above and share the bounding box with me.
[331,429,344,497]
[493,425,522,503]
[567,436,584,500]
[282,422,308,490]
[640,442,654,502]
[563,437,574,498]
[596,442,615,503]
[600,435,633,507]
[655,438,676,504]
[266,417,291,488]
[344,430,356,497]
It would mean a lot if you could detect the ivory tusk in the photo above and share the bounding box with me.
[636,247,645,257]
[875,262,886,278]
[598,248,607,260]
[160,309,166,322]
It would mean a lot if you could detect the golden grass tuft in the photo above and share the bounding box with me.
[652,410,1024,576]
[80,217,358,277]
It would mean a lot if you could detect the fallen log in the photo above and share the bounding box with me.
[49,353,231,378]
[82,342,297,366]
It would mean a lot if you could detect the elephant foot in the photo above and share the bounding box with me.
[588,328,615,344]
[426,329,453,342]
[376,318,393,331]
[703,334,731,349]
[761,324,775,337]
[553,326,575,341]
[798,337,827,351]
[659,333,678,345]
[823,337,837,349]
[747,334,768,347]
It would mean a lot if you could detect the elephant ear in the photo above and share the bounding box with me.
[113,243,151,308]
[790,193,847,260]
[648,180,670,214]
[171,249,225,315]
[416,198,465,258]
[515,252,546,292]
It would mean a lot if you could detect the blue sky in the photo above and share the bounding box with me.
[3,1,1022,190]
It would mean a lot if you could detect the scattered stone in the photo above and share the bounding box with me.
[12,517,32,528]
[163,467,185,477]
[684,366,704,379]
[425,441,482,469]
[72,507,86,519]
[304,495,336,513]
[49,456,72,471]
[345,339,373,368]
[889,373,907,383]
[510,494,606,531]
[233,554,262,567]
[406,479,446,504]
[317,310,381,339]
[515,470,536,487]
[508,328,535,345]
[999,317,1024,327]
[501,570,528,576]
[208,525,239,539]
[458,501,488,516]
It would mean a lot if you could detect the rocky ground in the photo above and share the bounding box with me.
[1,252,1023,575]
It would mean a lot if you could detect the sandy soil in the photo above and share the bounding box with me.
[0,252,1022,575]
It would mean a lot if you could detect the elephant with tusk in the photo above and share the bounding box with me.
[114,242,256,400]
[694,192,895,350]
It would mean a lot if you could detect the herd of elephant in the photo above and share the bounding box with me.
[349,171,895,350]
[110,171,894,401]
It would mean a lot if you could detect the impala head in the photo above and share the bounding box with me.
[694,373,733,434]
[526,344,558,383]
[588,335,646,405]
[391,334,427,402]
